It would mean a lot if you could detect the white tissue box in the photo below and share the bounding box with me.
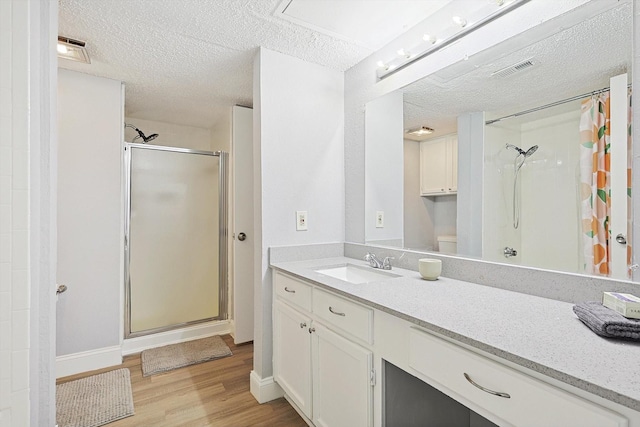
[602,292,640,319]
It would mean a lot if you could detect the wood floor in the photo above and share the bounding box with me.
[56,335,306,427]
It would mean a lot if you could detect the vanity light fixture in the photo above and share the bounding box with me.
[405,126,435,141]
[57,36,91,64]
[376,0,530,80]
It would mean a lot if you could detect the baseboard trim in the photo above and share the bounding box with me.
[250,371,284,403]
[56,345,122,379]
[121,320,232,356]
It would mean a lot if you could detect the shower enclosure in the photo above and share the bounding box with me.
[124,143,228,338]
[483,74,631,279]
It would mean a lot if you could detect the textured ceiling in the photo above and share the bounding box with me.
[402,2,632,139]
[59,0,444,129]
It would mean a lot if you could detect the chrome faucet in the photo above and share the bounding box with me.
[365,252,394,270]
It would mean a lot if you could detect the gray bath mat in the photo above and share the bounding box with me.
[141,335,232,377]
[56,368,134,427]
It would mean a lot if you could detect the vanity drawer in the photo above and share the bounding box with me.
[313,288,373,344]
[408,328,626,427]
[274,271,312,312]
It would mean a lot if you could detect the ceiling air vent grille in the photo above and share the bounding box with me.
[491,58,536,78]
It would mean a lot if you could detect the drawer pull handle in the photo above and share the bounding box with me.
[329,306,346,316]
[300,322,307,329]
[284,287,296,293]
[463,373,511,399]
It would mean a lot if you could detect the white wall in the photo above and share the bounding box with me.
[404,140,434,250]
[124,117,212,151]
[520,110,581,272]
[2,0,57,425]
[365,92,403,245]
[1,2,32,425]
[211,109,232,153]
[57,70,123,357]
[457,112,484,258]
[253,47,344,382]
[483,124,522,264]
[484,108,582,272]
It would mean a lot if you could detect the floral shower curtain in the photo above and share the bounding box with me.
[579,90,633,277]
[579,92,611,276]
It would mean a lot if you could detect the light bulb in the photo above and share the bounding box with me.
[452,16,467,27]
[423,34,436,44]
[397,49,410,58]
[57,43,68,54]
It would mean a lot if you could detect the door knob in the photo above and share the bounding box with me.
[238,232,247,241]
[616,234,627,244]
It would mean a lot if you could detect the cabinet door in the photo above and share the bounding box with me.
[420,138,449,195]
[312,323,373,427]
[273,301,312,418]
[448,135,458,192]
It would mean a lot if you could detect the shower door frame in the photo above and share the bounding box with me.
[123,142,229,339]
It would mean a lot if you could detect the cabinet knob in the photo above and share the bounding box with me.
[299,322,307,329]
[441,188,445,192]
[308,327,316,334]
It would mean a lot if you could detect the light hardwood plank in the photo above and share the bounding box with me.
[57,335,306,426]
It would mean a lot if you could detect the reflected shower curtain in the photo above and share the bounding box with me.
[579,92,611,276]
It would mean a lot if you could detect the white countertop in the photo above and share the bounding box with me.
[270,256,640,412]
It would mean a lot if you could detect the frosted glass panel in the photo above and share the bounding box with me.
[129,148,219,333]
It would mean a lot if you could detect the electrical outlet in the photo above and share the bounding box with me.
[376,211,384,228]
[296,211,308,231]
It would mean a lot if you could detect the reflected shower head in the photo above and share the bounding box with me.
[525,145,538,157]
[506,143,526,155]
[144,133,158,143]
[125,123,159,144]
[506,143,538,158]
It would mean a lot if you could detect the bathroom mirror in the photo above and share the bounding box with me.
[363,1,634,280]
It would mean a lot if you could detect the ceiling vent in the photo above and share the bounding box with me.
[491,58,536,78]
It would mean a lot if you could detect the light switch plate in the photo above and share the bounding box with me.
[376,211,384,228]
[296,211,308,231]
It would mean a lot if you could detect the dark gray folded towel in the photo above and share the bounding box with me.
[573,301,640,340]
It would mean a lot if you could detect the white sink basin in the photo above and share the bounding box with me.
[315,264,400,284]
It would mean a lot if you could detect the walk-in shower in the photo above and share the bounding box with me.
[506,143,538,229]
[123,143,228,338]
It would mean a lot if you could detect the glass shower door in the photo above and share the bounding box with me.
[126,145,226,336]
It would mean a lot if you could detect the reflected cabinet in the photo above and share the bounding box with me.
[420,134,458,196]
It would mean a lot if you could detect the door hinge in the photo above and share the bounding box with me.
[370,369,376,386]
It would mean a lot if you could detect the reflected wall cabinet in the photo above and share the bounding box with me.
[420,134,458,196]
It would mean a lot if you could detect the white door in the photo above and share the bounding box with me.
[312,323,373,427]
[232,105,254,343]
[273,301,312,418]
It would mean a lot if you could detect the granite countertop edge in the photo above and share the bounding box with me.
[270,257,640,413]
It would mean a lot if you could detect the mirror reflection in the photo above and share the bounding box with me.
[365,1,633,280]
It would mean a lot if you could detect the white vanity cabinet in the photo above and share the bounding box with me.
[273,300,312,417]
[420,134,458,196]
[272,271,374,426]
[407,327,628,427]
